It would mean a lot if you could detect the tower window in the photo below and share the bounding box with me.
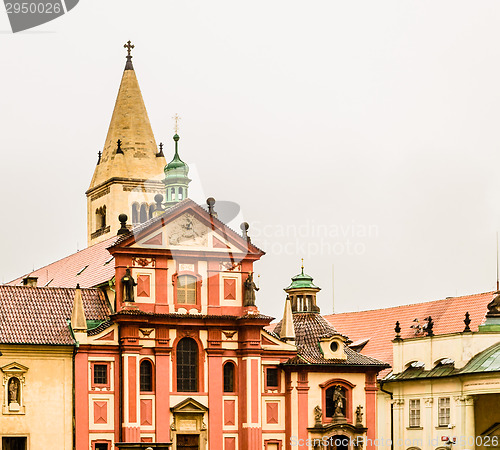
[178,187,183,200]
[171,187,175,201]
[95,206,106,231]
[176,337,198,392]
[140,204,147,223]
[223,361,236,393]
[140,360,153,392]
[177,275,197,304]
[132,203,139,224]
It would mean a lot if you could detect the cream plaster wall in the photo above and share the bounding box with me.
[0,345,73,450]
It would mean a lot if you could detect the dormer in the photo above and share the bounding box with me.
[319,334,348,360]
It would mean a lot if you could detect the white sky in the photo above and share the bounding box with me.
[1,1,500,320]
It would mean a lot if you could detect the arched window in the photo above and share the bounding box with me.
[148,204,155,220]
[178,187,184,201]
[132,203,139,224]
[223,361,236,393]
[140,204,147,223]
[140,360,153,392]
[95,207,106,231]
[177,275,197,304]
[171,187,175,201]
[101,206,106,228]
[177,337,198,392]
[325,385,347,418]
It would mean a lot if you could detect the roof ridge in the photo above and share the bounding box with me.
[7,236,118,285]
[324,290,496,317]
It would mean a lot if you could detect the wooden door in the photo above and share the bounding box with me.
[177,434,199,450]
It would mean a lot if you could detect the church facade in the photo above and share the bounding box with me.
[1,43,389,450]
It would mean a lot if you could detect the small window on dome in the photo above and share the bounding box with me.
[171,188,175,201]
[330,341,339,352]
[178,188,183,201]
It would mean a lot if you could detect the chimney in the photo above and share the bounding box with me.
[22,276,38,287]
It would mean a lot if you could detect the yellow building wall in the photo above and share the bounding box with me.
[0,345,73,450]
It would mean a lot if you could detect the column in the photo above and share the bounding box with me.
[155,345,171,442]
[296,370,310,445]
[207,329,223,448]
[464,396,476,449]
[365,372,378,450]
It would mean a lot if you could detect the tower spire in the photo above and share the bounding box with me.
[86,44,166,246]
[163,128,191,208]
[124,40,135,70]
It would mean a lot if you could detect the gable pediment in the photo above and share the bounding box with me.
[1,362,29,374]
[118,201,262,257]
[261,330,297,352]
[170,397,208,414]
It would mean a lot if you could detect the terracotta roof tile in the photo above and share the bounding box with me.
[7,236,119,288]
[324,291,495,377]
[274,312,388,367]
[0,285,110,345]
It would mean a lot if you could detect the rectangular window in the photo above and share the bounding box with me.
[438,397,450,426]
[409,399,420,427]
[177,275,197,304]
[93,364,108,386]
[266,367,279,389]
[94,443,109,450]
[2,437,27,450]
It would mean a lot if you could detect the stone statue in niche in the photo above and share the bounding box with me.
[121,267,137,302]
[243,273,259,306]
[314,405,322,426]
[355,405,364,427]
[487,292,500,316]
[8,378,19,404]
[332,385,346,417]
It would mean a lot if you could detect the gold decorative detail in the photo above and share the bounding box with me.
[173,113,181,134]
[222,331,237,340]
[139,328,154,338]
[132,257,156,268]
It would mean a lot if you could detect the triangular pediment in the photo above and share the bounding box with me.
[170,397,208,414]
[1,362,29,374]
[114,200,264,258]
[261,330,296,352]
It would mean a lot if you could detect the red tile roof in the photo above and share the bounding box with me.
[273,312,389,368]
[0,285,110,345]
[323,291,495,377]
[7,236,118,289]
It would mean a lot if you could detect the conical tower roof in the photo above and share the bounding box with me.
[89,43,166,191]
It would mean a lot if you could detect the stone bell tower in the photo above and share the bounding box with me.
[86,41,166,246]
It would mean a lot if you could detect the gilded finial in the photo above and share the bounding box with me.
[173,113,181,135]
[124,40,134,57]
[301,258,304,272]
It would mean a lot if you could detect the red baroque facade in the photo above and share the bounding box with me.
[72,199,388,450]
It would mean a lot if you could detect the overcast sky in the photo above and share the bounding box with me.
[2,1,500,320]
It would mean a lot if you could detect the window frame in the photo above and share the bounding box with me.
[264,366,280,392]
[91,362,111,390]
[176,337,199,393]
[438,397,450,427]
[172,271,202,312]
[140,359,155,393]
[223,361,237,393]
[409,398,421,428]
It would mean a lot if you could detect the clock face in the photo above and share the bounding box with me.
[168,214,208,247]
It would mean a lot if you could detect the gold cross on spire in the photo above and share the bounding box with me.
[172,113,181,134]
[301,258,304,270]
[124,40,134,57]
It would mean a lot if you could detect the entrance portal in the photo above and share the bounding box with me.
[176,434,199,450]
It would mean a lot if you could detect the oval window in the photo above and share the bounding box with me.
[330,341,339,352]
